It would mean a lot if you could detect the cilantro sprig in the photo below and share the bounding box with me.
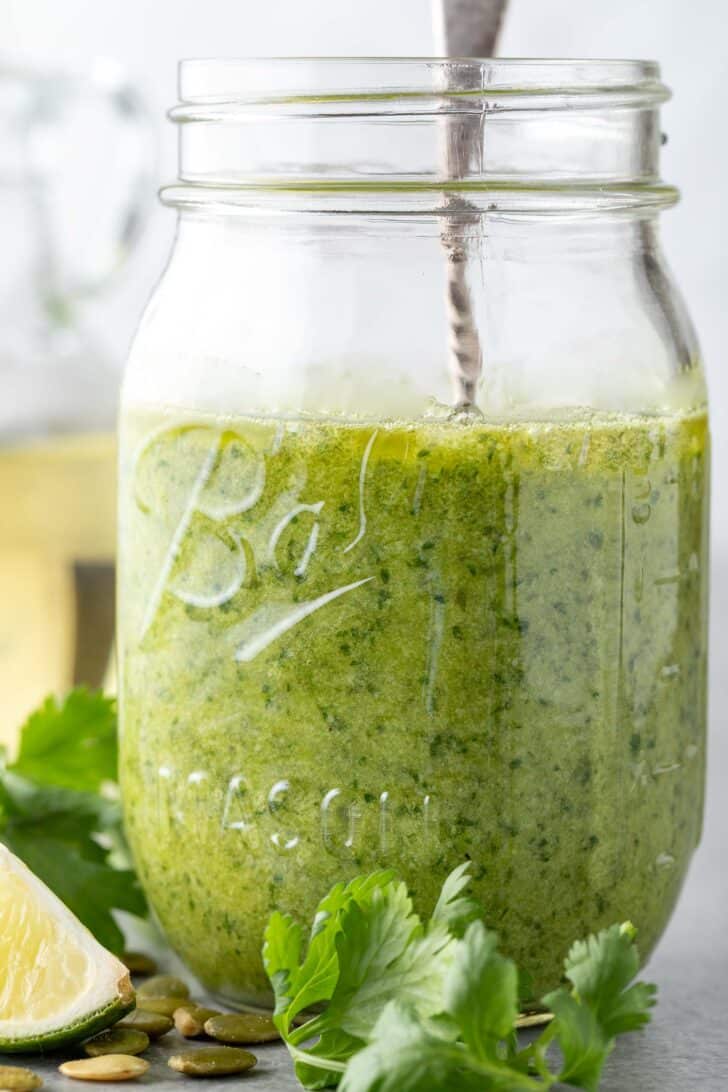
[0,690,146,953]
[263,867,656,1091]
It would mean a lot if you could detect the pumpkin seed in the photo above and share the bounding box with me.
[515,1012,553,1029]
[58,1056,149,1082]
[133,996,181,1016]
[137,974,189,1000]
[204,1013,280,1045]
[116,1008,173,1040]
[0,1065,43,1091]
[122,951,157,977]
[174,1005,220,1038]
[84,1028,150,1057]
[167,1047,257,1077]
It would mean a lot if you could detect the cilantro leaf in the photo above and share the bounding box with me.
[561,922,657,1038]
[594,979,658,1038]
[0,767,119,840]
[325,881,457,1041]
[263,867,658,1092]
[265,866,470,1088]
[517,967,536,1009]
[341,1003,539,1092]
[340,1003,481,1092]
[264,910,304,1018]
[540,922,657,1091]
[12,690,117,792]
[0,767,146,953]
[542,991,611,1092]
[430,860,482,937]
[444,921,519,1061]
[264,871,396,1036]
[294,872,398,1026]
[292,1030,363,1090]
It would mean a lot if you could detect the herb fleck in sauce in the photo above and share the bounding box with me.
[119,408,709,1004]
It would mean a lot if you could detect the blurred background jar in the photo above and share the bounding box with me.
[0,57,153,748]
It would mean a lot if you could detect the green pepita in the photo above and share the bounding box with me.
[58,1056,149,1082]
[122,951,158,977]
[0,1065,43,1091]
[133,996,182,1017]
[83,1028,150,1057]
[167,1047,257,1077]
[174,1005,220,1038]
[116,1008,173,1040]
[204,1013,280,1045]
[136,974,189,1000]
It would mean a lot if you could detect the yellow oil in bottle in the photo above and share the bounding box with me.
[0,432,116,752]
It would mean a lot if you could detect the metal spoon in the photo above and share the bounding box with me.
[433,0,509,409]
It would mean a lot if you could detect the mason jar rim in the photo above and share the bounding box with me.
[174,57,669,112]
[164,57,676,214]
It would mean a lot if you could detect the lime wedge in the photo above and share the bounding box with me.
[0,844,135,1053]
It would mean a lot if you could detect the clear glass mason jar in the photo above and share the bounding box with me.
[118,59,709,1006]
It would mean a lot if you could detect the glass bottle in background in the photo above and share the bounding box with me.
[0,58,153,747]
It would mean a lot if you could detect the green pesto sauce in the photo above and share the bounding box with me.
[119,408,709,1005]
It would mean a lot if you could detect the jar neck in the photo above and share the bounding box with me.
[163,58,677,216]
[127,206,703,422]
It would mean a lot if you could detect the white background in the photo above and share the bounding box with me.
[3,0,726,539]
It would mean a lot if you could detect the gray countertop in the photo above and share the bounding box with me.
[8,563,728,1091]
